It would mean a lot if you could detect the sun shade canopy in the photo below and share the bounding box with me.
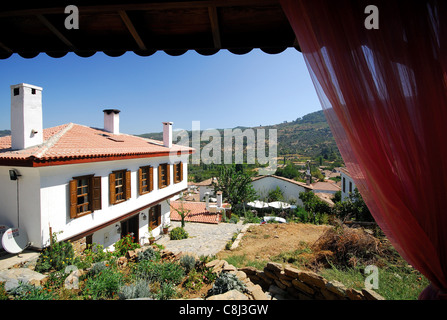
[0,0,300,59]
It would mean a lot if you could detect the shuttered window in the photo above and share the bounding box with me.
[158,163,170,189]
[138,166,153,195]
[69,175,102,219]
[109,170,131,205]
[173,162,183,184]
[149,204,161,230]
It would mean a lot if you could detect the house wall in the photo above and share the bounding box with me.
[199,185,214,201]
[251,176,308,206]
[340,171,356,201]
[0,155,188,251]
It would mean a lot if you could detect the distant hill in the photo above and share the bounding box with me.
[139,110,340,160]
[0,130,10,137]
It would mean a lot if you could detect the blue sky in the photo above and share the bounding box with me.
[0,48,322,135]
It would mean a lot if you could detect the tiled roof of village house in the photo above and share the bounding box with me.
[0,123,194,166]
[251,174,313,190]
[170,201,223,224]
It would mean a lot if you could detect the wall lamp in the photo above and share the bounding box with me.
[9,169,21,181]
[141,212,147,220]
[115,224,121,234]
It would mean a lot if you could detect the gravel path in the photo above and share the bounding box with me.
[156,221,246,257]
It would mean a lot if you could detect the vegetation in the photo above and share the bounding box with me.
[208,272,247,296]
[169,227,189,240]
[35,232,78,273]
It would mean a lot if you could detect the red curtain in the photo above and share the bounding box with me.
[280,0,447,299]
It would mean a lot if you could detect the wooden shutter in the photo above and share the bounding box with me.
[138,168,143,195]
[69,179,77,219]
[157,204,161,226]
[158,165,162,189]
[125,170,131,200]
[91,176,102,211]
[149,166,154,192]
[109,173,116,205]
[179,162,183,182]
[173,163,178,183]
[166,164,170,186]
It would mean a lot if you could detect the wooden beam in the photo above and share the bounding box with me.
[208,6,221,49]
[0,41,13,53]
[118,10,147,51]
[36,14,75,50]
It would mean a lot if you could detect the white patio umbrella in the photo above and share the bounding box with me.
[247,200,269,209]
[268,201,291,209]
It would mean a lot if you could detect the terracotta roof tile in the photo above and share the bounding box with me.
[0,123,194,166]
[170,201,222,224]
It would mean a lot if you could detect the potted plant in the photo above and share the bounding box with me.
[148,227,155,244]
[162,223,170,234]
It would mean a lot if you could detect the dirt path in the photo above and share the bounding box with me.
[217,222,330,262]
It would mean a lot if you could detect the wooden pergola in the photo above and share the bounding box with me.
[0,0,299,59]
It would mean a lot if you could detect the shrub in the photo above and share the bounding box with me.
[118,280,152,300]
[35,233,77,273]
[208,272,247,296]
[170,227,188,240]
[134,260,185,285]
[9,282,56,300]
[183,269,204,292]
[0,282,8,300]
[180,255,197,273]
[154,282,177,300]
[113,234,141,257]
[78,243,113,269]
[137,247,161,262]
[83,266,123,300]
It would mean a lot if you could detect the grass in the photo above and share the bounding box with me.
[222,254,268,271]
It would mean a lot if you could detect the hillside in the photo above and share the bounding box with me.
[139,110,340,159]
[0,130,10,137]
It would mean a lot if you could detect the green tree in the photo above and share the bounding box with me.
[212,165,257,210]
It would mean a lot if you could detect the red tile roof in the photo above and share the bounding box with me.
[0,123,194,167]
[170,201,222,224]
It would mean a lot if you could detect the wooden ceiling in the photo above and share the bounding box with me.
[0,0,300,59]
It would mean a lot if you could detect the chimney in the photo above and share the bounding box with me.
[163,121,173,148]
[10,83,43,150]
[205,192,210,211]
[103,109,120,134]
[216,191,222,207]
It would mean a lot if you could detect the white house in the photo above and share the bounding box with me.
[0,83,193,251]
[195,177,218,201]
[339,167,356,201]
[251,175,312,206]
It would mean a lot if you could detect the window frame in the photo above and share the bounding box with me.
[69,174,101,219]
[158,163,170,189]
[173,162,183,184]
[109,169,131,205]
[138,165,154,195]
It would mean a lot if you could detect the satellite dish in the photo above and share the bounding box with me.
[0,225,9,250]
[1,227,29,254]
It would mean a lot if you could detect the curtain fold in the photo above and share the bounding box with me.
[280,0,447,299]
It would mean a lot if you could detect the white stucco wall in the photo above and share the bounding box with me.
[341,171,356,202]
[251,176,309,206]
[0,154,188,250]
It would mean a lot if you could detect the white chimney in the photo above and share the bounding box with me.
[163,121,173,148]
[10,83,43,150]
[205,192,210,211]
[217,191,223,207]
[103,109,120,134]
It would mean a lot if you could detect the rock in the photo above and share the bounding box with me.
[207,289,249,300]
[64,269,84,290]
[268,284,288,297]
[0,268,48,291]
[325,280,347,297]
[126,250,138,261]
[278,277,293,288]
[265,262,283,274]
[222,264,238,272]
[246,284,270,300]
[346,288,364,300]
[239,266,258,275]
[298,270,327,289]
[274,279,287,290]
[234,270,247,282]
[284,266,300,278]
[263,269,278,280]
[362,288,385,300]
[278,271,295,282]
[320,288,342,300]
[291,279,315,295]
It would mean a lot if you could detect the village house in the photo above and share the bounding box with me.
[339,167,356,201]
[0,83,193,251]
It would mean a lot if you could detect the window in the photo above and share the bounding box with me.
[158,163,170,189]
[69,175,101,219]
[149,205,161,230]
[138,166,153,195]
[173,162,183,184]
[109,170,131,205]
[342,177,346,193]
[349,181,352,193]
[13,88,19,96]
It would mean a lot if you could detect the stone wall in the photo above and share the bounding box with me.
[239,262,385,300]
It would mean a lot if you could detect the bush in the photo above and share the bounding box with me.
[154,282,177,300]
[180,255,197,273]
[134,260,185,285]
[208,272,247,296]
[118,280,152,300]
[35,233,77,273]
[170,227,188,240]
[82,266,123,300]
[0,282,8,300]
[77,243,113,269]
[114,234,141,257]
[137,247,161,262]
[9,282,56,300]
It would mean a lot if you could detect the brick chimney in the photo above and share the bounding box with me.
[103,109,120,134]
[10,83,43,150]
